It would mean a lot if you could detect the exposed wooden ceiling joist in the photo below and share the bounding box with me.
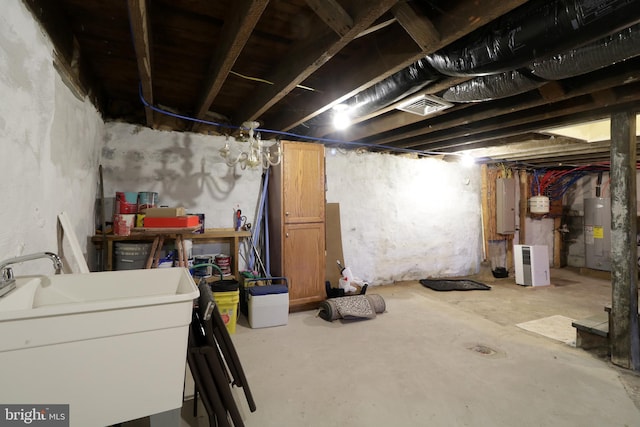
[304,0,353,37]
[391,1,440,51]
[418,97,640,153]
[236,0,399,122]
[369,60,640,148]
[126,0,154,126]
[192,0,269,130]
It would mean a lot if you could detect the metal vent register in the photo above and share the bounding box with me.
[396,94,452,116]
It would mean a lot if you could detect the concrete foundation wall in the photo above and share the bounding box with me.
[0,2,103,274]
[325,150,483,284]
[100,123,265,266]
[101,123,264,229]
[102,127,484,284]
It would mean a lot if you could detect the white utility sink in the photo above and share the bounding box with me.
[0,268,199,427]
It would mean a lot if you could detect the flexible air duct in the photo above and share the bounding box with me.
[426,0,640,77]
[442,23,640,103]
[529,22,640,80]
[442,71,546,103]
[345,58,441,118]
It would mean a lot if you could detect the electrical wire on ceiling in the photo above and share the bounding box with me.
[137,84,470,161]
[229,70,319,92]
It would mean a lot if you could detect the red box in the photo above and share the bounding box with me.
[143,215,200,228]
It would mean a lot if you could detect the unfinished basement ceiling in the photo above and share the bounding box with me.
[24,0,640,167]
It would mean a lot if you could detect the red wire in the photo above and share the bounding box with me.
[532,161,625,195]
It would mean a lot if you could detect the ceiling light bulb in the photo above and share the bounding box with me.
[461,154,475,167]
[333,113,351,130]
[332,104,351,130]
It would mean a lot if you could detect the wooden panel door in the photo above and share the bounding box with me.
[283,222,326,309]
[282,141,325,224]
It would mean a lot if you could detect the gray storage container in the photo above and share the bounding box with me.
[114,242,152,270]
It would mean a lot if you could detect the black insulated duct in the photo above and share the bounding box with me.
[426,0,640,77]
[443,23,640,103]
[344,58,441,118]
[529,22,640,80]
[442,71,546,103]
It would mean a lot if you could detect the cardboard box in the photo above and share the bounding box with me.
[144,207,186,218]
[144,215,200,228]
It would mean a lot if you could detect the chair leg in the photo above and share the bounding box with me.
[188,332,232,427]
[211,304,257,412]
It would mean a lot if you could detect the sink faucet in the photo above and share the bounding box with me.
[0,252,64,276]
[0,252,64,298]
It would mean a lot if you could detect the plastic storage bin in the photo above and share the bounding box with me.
[114,242,152,270]
[248,284,289,328]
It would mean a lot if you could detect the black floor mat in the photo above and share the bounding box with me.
[419,279,491,291]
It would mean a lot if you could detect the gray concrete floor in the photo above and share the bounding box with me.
[127,267,640,426]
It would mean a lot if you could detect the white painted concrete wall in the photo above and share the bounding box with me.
[325,150,483,284]
[101,123,265,265]
[102,122,264,228]
[102,126,484,285]
[0,2,103,274]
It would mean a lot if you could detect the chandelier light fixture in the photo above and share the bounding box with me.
[219,121,281,170]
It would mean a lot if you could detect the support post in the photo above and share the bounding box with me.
[609,110,640,370]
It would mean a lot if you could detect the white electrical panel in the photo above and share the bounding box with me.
[514,245,550,287]
[496,178,515,234]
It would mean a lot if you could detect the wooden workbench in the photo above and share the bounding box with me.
[92,228,252,276]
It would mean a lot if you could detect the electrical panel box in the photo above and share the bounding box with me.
[584,197,611,271]
[514,245,550,286]
[496,178,515,234]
